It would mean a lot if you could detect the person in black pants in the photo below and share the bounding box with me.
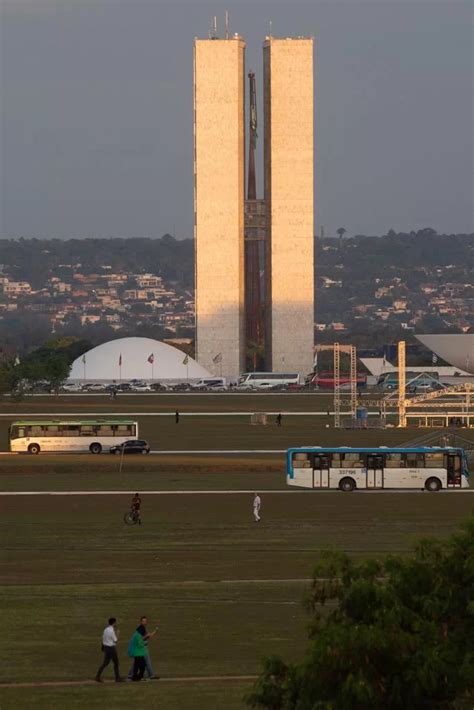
[95,617,123,682]
[132,655,146,681]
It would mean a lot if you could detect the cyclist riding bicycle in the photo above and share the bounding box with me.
[131,492,142,525]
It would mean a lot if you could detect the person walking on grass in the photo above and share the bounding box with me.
[253,492,261,522]
[276,412,282,427]
[127,616,159,681]
[175,410,180,424]
[95,617,123,683]
[128,625,148,681]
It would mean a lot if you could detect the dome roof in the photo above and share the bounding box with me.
[415,334,474,374]
[69,337,210,381]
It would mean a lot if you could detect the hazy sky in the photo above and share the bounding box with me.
[1,0,473,239]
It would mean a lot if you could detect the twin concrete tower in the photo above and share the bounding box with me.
[194,31,314,379]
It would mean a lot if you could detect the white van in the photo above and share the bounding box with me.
[191,378,227,391]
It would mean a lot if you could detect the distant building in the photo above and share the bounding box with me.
[194,31,314,378]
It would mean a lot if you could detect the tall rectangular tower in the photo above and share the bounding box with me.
[194,37,246,377]
[263,38,314,376]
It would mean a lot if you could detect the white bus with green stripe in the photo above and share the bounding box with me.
[9,420,138,454]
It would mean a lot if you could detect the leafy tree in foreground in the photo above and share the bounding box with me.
[246,518,474,709]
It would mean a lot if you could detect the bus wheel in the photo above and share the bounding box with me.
[89,443,102,455]
[425,477,442,492]
[339,477,356,492]
[28,443,40,455]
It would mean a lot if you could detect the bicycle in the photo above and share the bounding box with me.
[123,508,141,526]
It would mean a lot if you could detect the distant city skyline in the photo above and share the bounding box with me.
[1,0,473,239]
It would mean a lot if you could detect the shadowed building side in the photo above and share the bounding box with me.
[263,38,314,376]
[194,37,246,378]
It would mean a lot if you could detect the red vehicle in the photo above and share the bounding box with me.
[305,371,367,390]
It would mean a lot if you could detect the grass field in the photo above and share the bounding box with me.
[1,489,473,709]
[1,394,473,709]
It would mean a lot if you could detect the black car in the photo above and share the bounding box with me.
[109,439,150,455]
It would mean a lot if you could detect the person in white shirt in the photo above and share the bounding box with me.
[95,617,123,682]
[253,493,261,522]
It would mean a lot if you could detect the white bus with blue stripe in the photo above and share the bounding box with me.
[286,447,470,492]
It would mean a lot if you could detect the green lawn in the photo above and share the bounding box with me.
[1,491,473,708]
[0,680,253,710]
[1,402,473,709]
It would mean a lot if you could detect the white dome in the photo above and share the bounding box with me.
[69,337,210,381]
[415,334,474,374]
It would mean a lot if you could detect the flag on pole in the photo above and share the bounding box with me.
[81,354,86,365]
[212,353,222,364]
[119,353,122,367]
[313,352,318,370]
[182,354,189,365]
[432,353,438,365]
[147,353,154,365]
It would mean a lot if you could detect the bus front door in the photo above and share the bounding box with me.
[313,455,330,488]
[366,455,384,488]
[447,455,462,487]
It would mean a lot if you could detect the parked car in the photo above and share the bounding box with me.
[191,378,227,391]
[131,385,153,392]
[407,382,444,394]
[61,383,83,393]
[109,439,150,455]
[151,383,170,392]
[171,382,192,392]
[81,383,106,392]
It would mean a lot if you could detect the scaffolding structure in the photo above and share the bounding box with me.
[334,343,341,428]
[333,343,358,428]
[398,340,407,427]
[374,340,474,427]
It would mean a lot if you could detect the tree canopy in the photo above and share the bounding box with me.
[0,337,91,394]
[246,516,474,709]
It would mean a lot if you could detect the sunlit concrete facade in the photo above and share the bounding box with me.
[263,38,314,376]
[194,37,246,377]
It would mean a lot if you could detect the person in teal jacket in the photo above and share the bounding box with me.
[129,630,147,681]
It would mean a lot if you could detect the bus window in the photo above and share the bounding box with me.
[343,452,365,468]
[385,453,403,468]
[97,426,114,436]
[425,452,444,468]
[405,453,425,468]
[46,425,60,437]
[61,425,79,437]
[332,452,364,468]
[80,426,95,436]
[292,453,310,468]
[30,426,45,436]
[10,426,23,440]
